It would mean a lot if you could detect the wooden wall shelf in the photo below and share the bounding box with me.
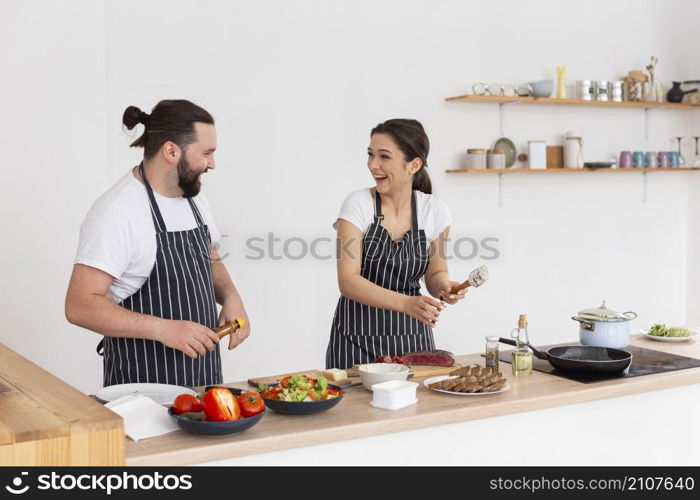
[446,167,700,174]
[444,94,700,110]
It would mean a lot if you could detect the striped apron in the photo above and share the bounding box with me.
[326,190,435,369]
[97,163,222,387]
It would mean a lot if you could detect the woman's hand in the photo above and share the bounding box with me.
[437,281,468,306]
[402,295,445,327]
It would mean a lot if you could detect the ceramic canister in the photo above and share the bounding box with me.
[632,151,646,168]
[487,151,506,169]
[658,151,670,167]
[465,149,486,169]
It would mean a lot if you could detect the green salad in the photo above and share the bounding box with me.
[649,323,692,338]
[258,374,341,402]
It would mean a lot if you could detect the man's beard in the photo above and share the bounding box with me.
[177,155,203,198]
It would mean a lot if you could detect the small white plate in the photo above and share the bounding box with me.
[640,329,697,343]
[423,375,510,396]
[95,383,197,405]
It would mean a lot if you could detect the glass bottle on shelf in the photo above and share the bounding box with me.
[510,314,533,376]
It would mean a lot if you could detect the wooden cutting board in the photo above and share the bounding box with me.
[247,370,354,388]
[345,363,464,379]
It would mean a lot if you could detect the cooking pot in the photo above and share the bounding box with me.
[571,300,637,349]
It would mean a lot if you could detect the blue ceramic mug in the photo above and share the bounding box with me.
[669,151,680,167]
[632,151,646,168]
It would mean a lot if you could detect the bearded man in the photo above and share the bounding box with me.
[65,99,250,387]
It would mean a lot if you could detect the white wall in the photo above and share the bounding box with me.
[2,0,699,394]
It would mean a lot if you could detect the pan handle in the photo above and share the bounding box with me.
[498,337,548,360]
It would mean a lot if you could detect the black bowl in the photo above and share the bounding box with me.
[168,406,266,436]
[259,384,344,415]
[170,386,266,436]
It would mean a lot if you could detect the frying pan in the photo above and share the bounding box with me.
[498,338,632,373]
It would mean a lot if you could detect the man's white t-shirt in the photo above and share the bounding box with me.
[74,169,221,303]
[335,188,452,243]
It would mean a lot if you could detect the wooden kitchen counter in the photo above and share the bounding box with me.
[125,335,700,466]
[0,343,124,466]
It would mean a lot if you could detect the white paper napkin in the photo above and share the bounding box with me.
[106,394,179,441]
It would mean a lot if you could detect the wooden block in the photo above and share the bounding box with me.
[547,146,564,168]
[0,343,124,466]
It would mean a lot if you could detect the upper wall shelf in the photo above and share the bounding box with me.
[444,94,700,110]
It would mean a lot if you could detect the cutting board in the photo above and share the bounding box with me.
[346,363,463,379]
[247,370,354,388]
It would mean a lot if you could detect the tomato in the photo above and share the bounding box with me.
[326,388,342,398]
[202,388,240,421]
[238,391,265,417]
[260,386,283,399]
[172,393,203,415]
[307,386,328,401]
[280,376,292,388]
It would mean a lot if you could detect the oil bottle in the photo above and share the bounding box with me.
[511,314,533,376]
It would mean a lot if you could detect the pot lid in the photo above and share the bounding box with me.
[577,300,637,322]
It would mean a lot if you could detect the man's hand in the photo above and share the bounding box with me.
[155,320,220,359]
[219,296,250,350]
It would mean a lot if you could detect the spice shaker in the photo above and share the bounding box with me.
[579,80,594,100]
[596,80,609,101]
[214,318,246,339]
[485,336,500,373]
[611,81,623,102]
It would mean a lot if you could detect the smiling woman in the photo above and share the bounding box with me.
[325,119,467,370]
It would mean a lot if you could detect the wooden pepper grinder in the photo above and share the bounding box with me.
[213,318,246,339]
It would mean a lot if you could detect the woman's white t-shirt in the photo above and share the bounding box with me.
[335,188,452,243]
[74,170,221,303]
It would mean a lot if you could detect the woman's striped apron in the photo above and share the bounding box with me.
[326,190,435,369]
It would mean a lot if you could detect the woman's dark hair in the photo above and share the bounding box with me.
[122,100,214,159]
[370,118,432,194]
